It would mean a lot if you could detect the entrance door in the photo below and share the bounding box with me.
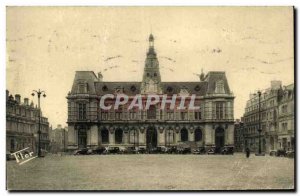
[215,127,225,153]
[78,129,87,148]
[146,127,157,149]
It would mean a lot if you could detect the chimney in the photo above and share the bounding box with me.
[15,94,21,104]
[98,72,103,82]
[24,98,29,106]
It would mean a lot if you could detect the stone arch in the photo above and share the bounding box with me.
[180,127,188,142]
[101,127,109,144]
[194,128,203,142]
[215,127,225,152]
[115,128,123,144]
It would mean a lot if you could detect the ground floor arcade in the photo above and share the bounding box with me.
[67,123,234,150]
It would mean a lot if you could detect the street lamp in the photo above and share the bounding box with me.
[32,89,46,157]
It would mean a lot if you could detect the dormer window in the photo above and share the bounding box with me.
[215,80,225,94]
[78,83,87,94]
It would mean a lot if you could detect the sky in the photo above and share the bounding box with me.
[6,7,294,128]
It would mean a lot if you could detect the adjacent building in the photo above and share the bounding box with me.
[6,90,50,153]
[49,125,68,153]
[234,118,244,152]
[239,81,294,153]
[67,34,235,151]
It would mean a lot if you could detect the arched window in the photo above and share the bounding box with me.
[181,128,188,142]
[115,128,123,144]
[215,80,225,94]
[101,128,109,144]
[194,129,202,142]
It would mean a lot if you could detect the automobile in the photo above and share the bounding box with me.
[137,147,146,154]
[207,147,216,155]
[192,148,200,154]
[6,151,15,161]
[269,150,277,156]
[167,146,178,154]
[177,147,191,154]
[148,147,163,154]
[276,149,286,157]
[92,147,106,155]
[87,149,94,155]
[198,147,206,154]
[221,147,234,155]
[107,147,120,154]
[123,147,137,154]
[73,148,89,155]
[286,150,294,158]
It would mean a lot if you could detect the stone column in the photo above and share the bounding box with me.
[225,124,234,146]
[158,128,165,146]
[204,124,214,146]
[139,129,145,145]
[67,125,78,150]
[109,129,115,145]
[188,128,195,142]
[90,125,99,147]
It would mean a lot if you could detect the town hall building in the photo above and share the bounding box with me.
[66,34,235,151]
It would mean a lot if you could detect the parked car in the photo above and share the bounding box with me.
[92,147,106,155]
[207,147,216,155]
[148,147,163,154]
[73,148,89,155]
[221,147,234,155]
[123,147,137,154]
[276,149,286,157]
[198,147,206,154]
[269,150,277,156]
[107,147,120,154]
[192,148,200,154]
[87,149,94,155]
[164,146,177,154]
[137,147,146,154]
[6,151,15,161]
[177,147,191,154]
[286,150,294,158]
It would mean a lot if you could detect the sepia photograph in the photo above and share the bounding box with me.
[5,6,295,191]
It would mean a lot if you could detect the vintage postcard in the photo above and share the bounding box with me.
[6,6,294,191]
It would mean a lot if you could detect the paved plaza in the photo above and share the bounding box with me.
[6,154,294,190]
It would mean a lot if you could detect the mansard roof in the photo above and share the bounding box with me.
[204,71,231,94]
[70,71,232,97]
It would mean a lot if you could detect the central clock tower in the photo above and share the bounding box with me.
[141,34,163,94]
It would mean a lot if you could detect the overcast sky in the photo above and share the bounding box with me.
[6,7,294,127]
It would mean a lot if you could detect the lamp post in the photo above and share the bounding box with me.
[32,89,46,157]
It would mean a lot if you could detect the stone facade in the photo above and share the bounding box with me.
[66,34,235,151]
[241,81,294,153]
[6,90,50,153]
[49,125,68,153]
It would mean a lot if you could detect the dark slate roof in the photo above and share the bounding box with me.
[71,71,98,94]
[95,82,142,96]
[71,71,232,96]
[161,82,208,96]
[205,71,231,94]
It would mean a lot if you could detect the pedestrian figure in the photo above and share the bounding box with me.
[246,147,250,158]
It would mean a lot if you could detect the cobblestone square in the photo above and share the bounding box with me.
[6,154,294,190]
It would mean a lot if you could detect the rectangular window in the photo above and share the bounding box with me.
[78,103,87,120]
[216,102,225,120]
[194,111,201,120]
[181,112,187,120]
